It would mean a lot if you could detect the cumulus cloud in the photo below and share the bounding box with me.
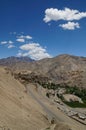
[59,22,80,30]
[8,40,14,44]
[1,40,14,45]
[16,38,25,43]
[16,35,32,43]
[0,40,15,49]
[18,35,32,40]
[43,7,86,22]
[17,43,51,60]
[43,7,86,30]
[8,44,15,49]
[1,41,8,44]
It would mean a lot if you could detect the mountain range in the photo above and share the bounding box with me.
[0,56,34,66]
[0,54,86,88]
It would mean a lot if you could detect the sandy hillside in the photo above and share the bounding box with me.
[0,66,86,130]
[0,67,50,130]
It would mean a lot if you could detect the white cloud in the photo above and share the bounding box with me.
[16,38,25,43]
[44,7,86,22]
[8,44,15,49]
[16,35,32,43]
[8,40,14,44]
[17,52,23,57]
[17,35,32,40]
[1,40,14,45]
[25,35,32,39]
[1,41,8,44]
[17,43,51,60]
[59,22,80,30]
[20,43,40,50]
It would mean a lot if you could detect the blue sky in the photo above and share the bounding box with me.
[0,0,86,60]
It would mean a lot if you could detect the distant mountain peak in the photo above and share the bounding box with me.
[0,56,34,66]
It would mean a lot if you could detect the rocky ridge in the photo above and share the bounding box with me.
[0,54,86,88]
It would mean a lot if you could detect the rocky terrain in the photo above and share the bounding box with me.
[0,56,34,67]
[0,66,83,130]
[0,54,86,130]
[1,54,86,88]
[0,67,51,130]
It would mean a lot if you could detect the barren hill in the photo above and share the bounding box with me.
[0,67,50,130]
[1,54,86,88]
[0,66,86,130]
[0,56,34,67]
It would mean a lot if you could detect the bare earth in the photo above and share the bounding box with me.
[0,67,86,130]
[0,67,49,130]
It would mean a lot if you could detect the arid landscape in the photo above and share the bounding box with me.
[0,0,86,129]
[1,54,86,88]
[0,55,86,130]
